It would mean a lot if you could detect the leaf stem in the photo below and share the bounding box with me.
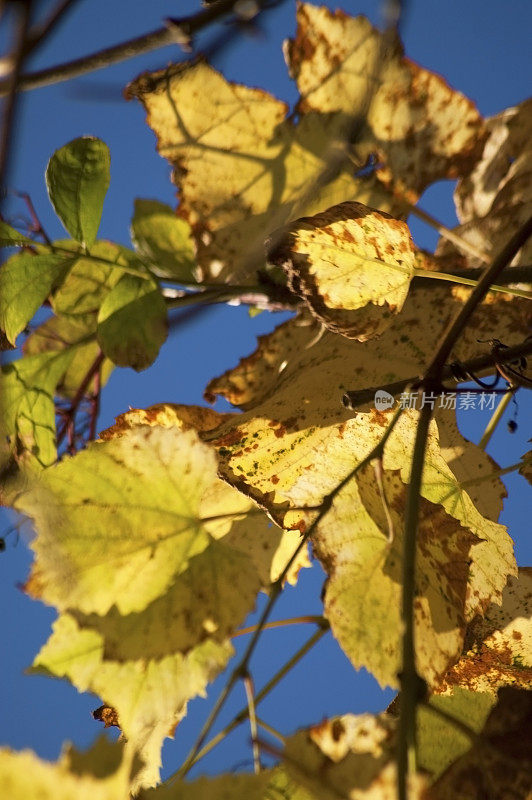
[408,203,490,264]
[232,615,326,638]
[478,390,514,450]
[413,269,532,300]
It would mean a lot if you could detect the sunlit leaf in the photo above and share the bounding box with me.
[267,201,416,339]
[283,713,428,799]
[131,198,196,281]
[0,252,74,345]
[32,612,233,791]
[0,220,34,247]
[126,62,399,284]
[286,3,485,199]
[23,314,113,400]
[437,568,532,694]
[18,426,221,615]
[204,285,530,685]
[97,274,167,370]
[1,350,74,467]
[46,137,110,247]
[437,98,532,268]
[0,738,135,800]
[137,768,314,799]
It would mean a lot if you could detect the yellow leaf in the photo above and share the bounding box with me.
[437,98,532,268]
[437,568,532,694]
[268,201,416,339]
[126,61,401,284]
[203,284,530,685]
[283,713,428,799]
[286,3,486,200]
[0,738,134,800]
[32,613,232,791]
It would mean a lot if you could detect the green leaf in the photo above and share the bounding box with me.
[416,689,495,779]
[131,199,196,281]
[0,252,74,345]
[23,314,113,400]
[46,137,110,247]
[97,274,167,370]
[0,220,34,247]
[1,350,75,466]
[51,241,141,317]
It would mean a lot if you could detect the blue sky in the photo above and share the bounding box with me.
[1,0,531,782]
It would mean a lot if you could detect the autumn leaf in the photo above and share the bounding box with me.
[437,98,532,268]
[127,4,484,285]
[20,408,309,787]
[203,284,531,685]
[436,568,532,694]
[267,201,416,339]
[0,737,134,800]
[283,713,428,799]
[131,198,197,281]
[97,274,167,370]
[136,769,300,800]
[46,137,110,248]
[286,4,485,200]
[18,426,223,615]
[0,252,75,345]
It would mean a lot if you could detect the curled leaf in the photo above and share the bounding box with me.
[267,201,416,339]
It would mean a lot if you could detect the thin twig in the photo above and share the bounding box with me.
[256,717,285,744]
[165,623,328,781]
[0,0,32,193]
[0,0,279,96]
[478,390,514,450]
[343,337,532,409]
[22,0,79,58]
[243,671,261,774]
[396,214,532,800]
[232,615,326,638]
[56,349,105,447]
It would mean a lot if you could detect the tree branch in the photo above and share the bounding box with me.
[0,0,280,97]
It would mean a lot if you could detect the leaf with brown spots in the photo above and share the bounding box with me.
[285,3,486,200]
[437,98,532,268]
[431,687,532,800]
[126,3,485,284]
[204,283,531,685]
[267,202,417,339]
[283,713,429,799]
[436,568,532,695]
